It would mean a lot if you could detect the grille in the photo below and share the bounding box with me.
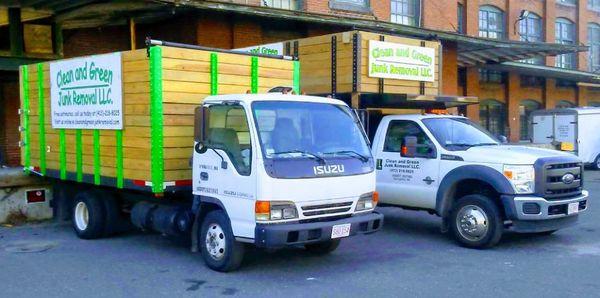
[538,161,583,199]
[301,201,353,217]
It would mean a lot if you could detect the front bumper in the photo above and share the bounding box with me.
[254,212,383,248]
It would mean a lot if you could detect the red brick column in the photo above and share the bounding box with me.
[544,1,556,67]
[544,78,557,109]
[577,85,589,107]
[506,73,521,142]
[465,67,480,122]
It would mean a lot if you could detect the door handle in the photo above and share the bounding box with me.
[423,177,435,185]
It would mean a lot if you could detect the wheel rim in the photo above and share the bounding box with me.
[456,205,489,242]
[205,223,226,261]
[74,202,89,231]
[596,158,600,169]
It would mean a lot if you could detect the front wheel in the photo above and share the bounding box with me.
[200,210,245,272]
[449,194,503,248]
[305,239,341,254]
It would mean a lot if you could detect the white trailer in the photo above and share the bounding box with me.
[531,107,600,169]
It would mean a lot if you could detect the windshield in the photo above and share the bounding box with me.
[422,117,499,151]
[252,101,371,159]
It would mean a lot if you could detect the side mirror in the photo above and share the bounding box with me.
[402,136,436,159]
[194,106,209,143]
[497,135,508,144]
[401,136,418,158]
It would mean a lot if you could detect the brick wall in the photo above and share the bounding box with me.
[63,26,130,58]
[0,80,21,166]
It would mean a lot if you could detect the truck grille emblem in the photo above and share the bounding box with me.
[561,173,575,185]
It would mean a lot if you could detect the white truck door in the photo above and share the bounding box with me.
[554,114,577,151]
[192,104,257,239]
[532,114,554,144]
[375,120,439,209]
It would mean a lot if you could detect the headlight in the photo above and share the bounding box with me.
[355,191,379,211]
[255,201,298,221]
[503,165,535,194]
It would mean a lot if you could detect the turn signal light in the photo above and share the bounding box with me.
[373,191,379,204]
[255,201,270,221]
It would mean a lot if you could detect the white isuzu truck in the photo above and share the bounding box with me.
[190,94,382,270]
[370,114,589,248]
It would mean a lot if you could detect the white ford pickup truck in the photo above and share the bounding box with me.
[371,114,589,248]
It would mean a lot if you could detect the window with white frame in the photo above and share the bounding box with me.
[391,0,420,26]
[555,18,576,69]
[591,0,600,11]
[479,5,505,40]
[457,3,464,33]
[329,0,370,13]
[558,0,577,6]
[589,23,600,72]
[262,0,299,10]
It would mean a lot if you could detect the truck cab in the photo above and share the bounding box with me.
[371,114,589,248]
[193,94,382,271]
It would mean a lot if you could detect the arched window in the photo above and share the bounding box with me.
[555,18,576,69]
[519,13,543,64]
[479,6,505,40]
[519,100,541,141]
[589,23,600,73]
[479,99,507,136]
[556,100,576,108]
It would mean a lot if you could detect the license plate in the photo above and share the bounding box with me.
[331,223,351,239]
[567,202,579,215]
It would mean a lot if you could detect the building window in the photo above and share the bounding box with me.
[520,100,541,141]
[520,75,545,87]
[589,23,600,73]
[457,3,464,33]
[391,0,420,26]
[556,79,577,88]
[262,0,299,10]
[556,100,576,108]
[519,13,543,64]
[479,69,505,83]
[479,5,505,40]
[480,99,507,137]
[555,18,576,69]
[329,0,370,13]
[591,0,600,11]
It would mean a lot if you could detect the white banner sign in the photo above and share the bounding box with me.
[50,52,123,130]
[234,42,285,56]
[368,40,435,82]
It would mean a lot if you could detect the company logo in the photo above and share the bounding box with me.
[561,173,575,185]
[313,165,345,175]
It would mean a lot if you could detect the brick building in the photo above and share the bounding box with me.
[0,0,598,166]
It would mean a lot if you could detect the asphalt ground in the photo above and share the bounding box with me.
[1,171,599,298]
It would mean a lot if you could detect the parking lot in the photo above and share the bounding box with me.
[1,171,599,298]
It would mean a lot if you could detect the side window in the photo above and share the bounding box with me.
[383,120,433,155]
[206,105,252,176]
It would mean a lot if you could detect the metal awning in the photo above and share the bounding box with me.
[483,62,600,83]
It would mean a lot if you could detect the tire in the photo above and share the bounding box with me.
[594,154,600,170]
[305,239,341,254]
[72,191,106,239]
[200,210,245,272]
[449,194,503,249]
[102,194,122,237]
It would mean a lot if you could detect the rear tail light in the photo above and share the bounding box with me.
[26,190,46,203]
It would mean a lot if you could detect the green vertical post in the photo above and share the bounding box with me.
[93,130,100,185]
[149,46,164,193]
[36,63,46,175]
[59,129,66,180]
[115,130,124,188]
[21,65,30,173]
[293,60,301,94]
[251,56,258,94]
[210,53,218,95]
[76,129,83,182]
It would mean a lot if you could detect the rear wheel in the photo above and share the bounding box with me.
[72,192,106,239]
[200,210,245,272]
[305,239,341,254]
[449,194,503,248]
